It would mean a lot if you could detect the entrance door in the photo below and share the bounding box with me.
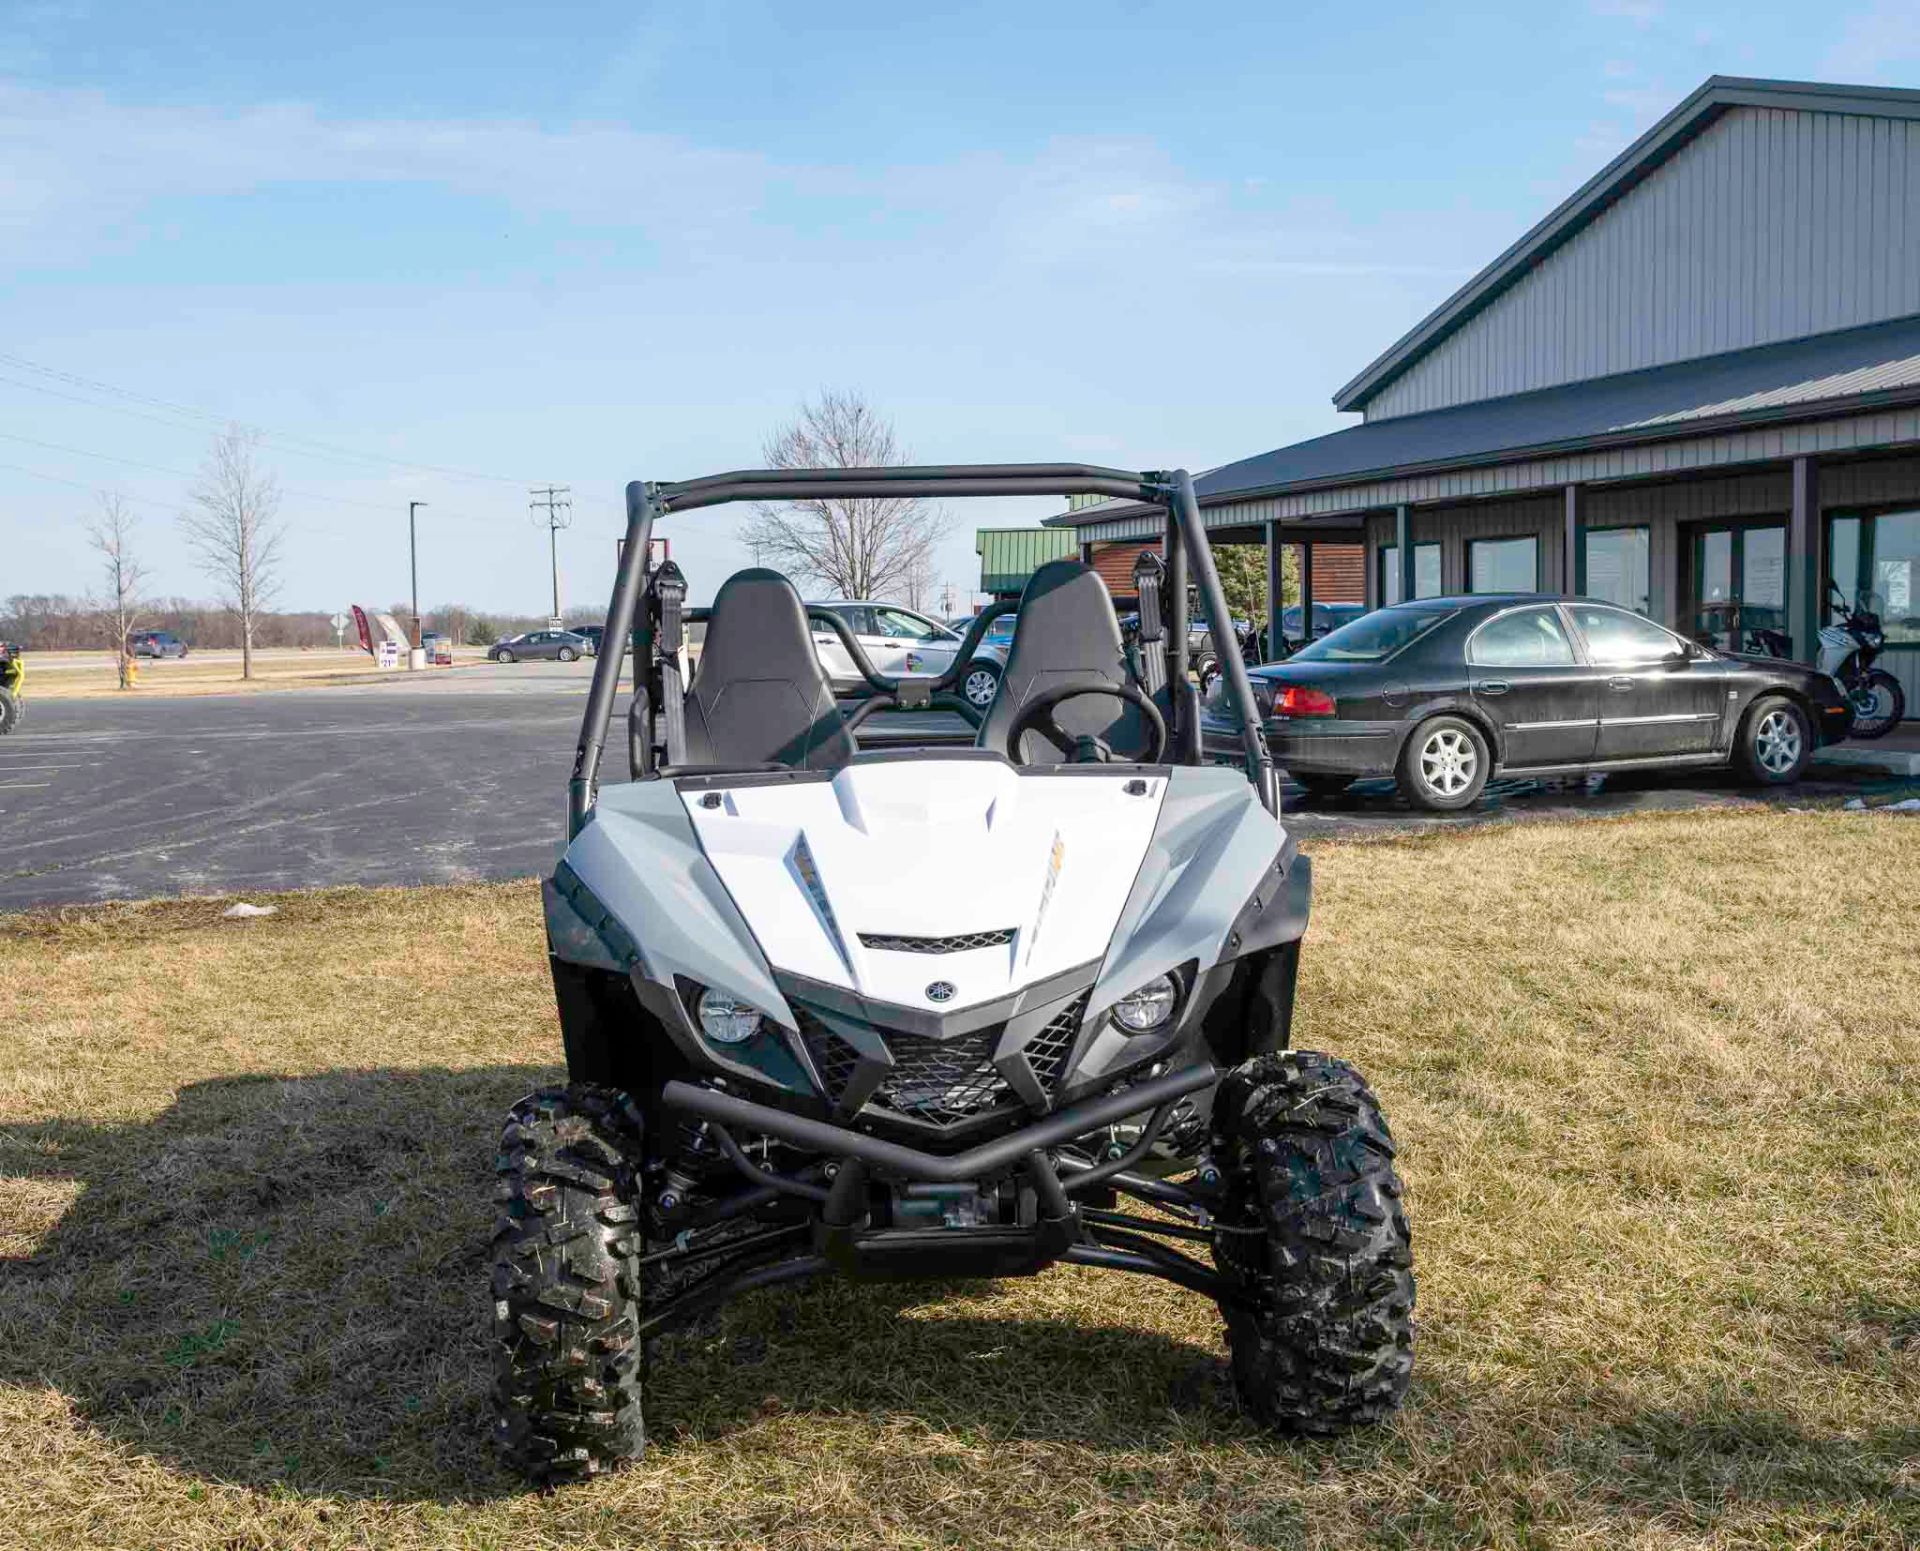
[1690,524,1787,654]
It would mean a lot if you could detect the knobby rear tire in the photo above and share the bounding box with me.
[491,1085,647,1485]
[1211,1051,1415,1436]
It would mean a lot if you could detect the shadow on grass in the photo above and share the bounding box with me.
[0,1067,1256,1506]
[4,1067,1915,1534]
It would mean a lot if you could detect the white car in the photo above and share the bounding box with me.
[809,600,1006,711]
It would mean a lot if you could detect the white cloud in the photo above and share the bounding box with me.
[0,82,1431,292]
[1601,84,1676,119]
[1822,2,1920,83]
[1591,0,1661,23]
[0,82,789,260]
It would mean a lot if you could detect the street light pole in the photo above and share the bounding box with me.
[408,500,428,667]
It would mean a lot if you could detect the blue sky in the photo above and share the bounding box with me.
[4,0,1917,613]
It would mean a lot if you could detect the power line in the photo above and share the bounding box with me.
[0,426,537,527]
[0,349,531,486]
[530,485,572,620]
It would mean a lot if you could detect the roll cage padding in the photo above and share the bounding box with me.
[682,568,857,770]
[976,560,1153,764]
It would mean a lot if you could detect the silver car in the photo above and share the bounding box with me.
[488,629,591,663]
[808,600,1009,712]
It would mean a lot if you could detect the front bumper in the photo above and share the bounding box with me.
[662,1059,1215,1185]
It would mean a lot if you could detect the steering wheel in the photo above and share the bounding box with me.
[1006,677,1167,765]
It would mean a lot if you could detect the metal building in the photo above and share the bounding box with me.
[975,527,1077,600]
[1048,76,1920,714]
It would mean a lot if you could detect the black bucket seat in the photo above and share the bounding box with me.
[975,559,1156,764]
[682,568,856,769]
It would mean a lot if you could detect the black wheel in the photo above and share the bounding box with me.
[961,659,1001,712]
[1290,773,1350,803]
[0,687,17,735]
[558,646,578,663]
[1734,694,1812,785]
[1210,1051,1414,1436]
[1848,670,1905,739]
[492,1086,646,1485]
[1395,715,1489,811]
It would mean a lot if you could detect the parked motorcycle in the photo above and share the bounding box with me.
[1822,581,1904,738]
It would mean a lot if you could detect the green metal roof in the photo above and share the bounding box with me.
[976,527,1075,594]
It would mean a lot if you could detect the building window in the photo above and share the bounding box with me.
[1829,509,1920,644]
[1378,542,1440,605]
[1467,536,1538,593]
[1584,526,1650,615]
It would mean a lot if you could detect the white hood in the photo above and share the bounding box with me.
[680,760,1165,1012]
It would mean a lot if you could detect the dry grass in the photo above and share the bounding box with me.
[21,647,487,701]
[0,810,1916,1549]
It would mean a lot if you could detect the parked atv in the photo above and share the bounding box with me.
[0,642,22,735]
[493,465,1415,1484]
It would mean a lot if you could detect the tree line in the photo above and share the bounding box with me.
[0,595,563,653]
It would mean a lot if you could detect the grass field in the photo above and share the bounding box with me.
[1,809,1916,1549]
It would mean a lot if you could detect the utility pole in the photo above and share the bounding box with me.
[407,500,428,665]
[529,486,572,626]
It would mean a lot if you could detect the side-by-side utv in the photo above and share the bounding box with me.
[493,465,1414,1483]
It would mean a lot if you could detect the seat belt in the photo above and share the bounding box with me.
[650,561,689,767]
[1130,551,1167,696]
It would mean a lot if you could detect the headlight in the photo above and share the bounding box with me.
[697,988,763,1044]
[1112,973,1178,1033]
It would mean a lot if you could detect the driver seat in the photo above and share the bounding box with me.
[976,559,1154,764]
[682,568,857,769]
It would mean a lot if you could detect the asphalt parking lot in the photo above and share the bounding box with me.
[0,661,1901,909]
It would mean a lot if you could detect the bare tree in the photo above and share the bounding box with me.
[179,426,285,679]
[739,390,949,600]
[87,493,146,689]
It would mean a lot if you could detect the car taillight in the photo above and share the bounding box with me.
[1274,686,1336,717]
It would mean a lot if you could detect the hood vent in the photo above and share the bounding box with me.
[857,929,1015,954]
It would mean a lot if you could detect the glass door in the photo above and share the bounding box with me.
[1689,524,1786,654]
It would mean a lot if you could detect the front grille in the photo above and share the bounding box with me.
[874,1027,1008,1123]
[795,993,1092,1126]
[856,929,1015,954]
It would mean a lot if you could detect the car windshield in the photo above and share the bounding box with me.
[1290,604,1457,662]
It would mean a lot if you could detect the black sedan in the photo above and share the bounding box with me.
[1202,593,1855,811]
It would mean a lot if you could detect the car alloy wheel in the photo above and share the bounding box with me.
[1418,726,1477,798]
[963,665,1000,709]
[1753,706,1802,775]
[558,647,577,662]
[497,649,515,664]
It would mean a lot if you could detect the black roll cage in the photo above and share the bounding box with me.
[568,463,1277,834]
